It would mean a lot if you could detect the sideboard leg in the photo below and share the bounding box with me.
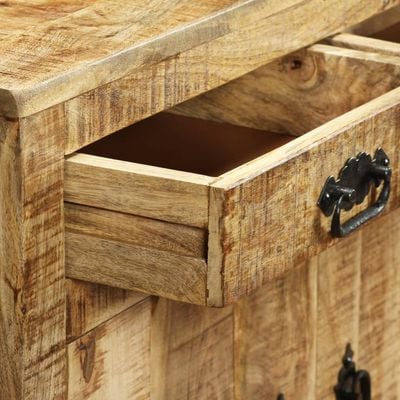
[0,110,67,399]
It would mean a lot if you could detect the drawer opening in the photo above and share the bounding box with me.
[78,112,294,177]
[369,22,400,43]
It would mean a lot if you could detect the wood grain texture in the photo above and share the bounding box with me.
[171,44,400,135]
[210,87,400,305]
[66,279,148,342]
[0,107,67,399]
[65,51,400,306]
[345,5,400,36]
[330,33,400,57]
[358,209,400,399]
[1,0,397,120]
[315,234,361,399]
[234,260,317,399]
[0,117,24,400]
[65,154,212,228]
[65,203,207,259]
[151,298,234,400]
[68,298,151,400]
[66,231,207,305]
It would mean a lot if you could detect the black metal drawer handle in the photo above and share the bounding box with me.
[276,345,370,400]
[318,148,391,238]
[335,344,371,400]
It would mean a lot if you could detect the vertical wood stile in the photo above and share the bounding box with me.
[233,261,317,399]
[0,106,67,399]
[358,210,400,399]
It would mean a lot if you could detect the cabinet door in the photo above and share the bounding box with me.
[358,211,400,399]
[235,209,400,400]
[233,257,318,399]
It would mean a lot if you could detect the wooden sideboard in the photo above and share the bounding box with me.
[1,2,400,399]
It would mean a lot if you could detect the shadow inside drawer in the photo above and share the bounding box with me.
[80,113,294,177]
[370,21,400,43]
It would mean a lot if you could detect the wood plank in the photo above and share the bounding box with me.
[151,298,234,400]
[209,87,400,305]
[64,154,212,228]
[358,209,400,398]
[329,33,400,57]
[68,298,151,400]
[316,233,361,399]
[0,117,25,400]
[0,0,297,118]
[65,203,207,259]
[0,1,95,36]
[1,0,396,120]
[66,279,148,342]
[234,260,317,399]
[0,107,67,398]
[171,44,400,135]
[66,232,207,305]
[345,5,400,36]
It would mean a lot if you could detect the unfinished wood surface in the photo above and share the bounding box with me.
[65,57,400,306]
[151,298,234,400]
[65,203,207,259]
[66,231,207,305]
[330,33,400,57]
[65,154,212,228]
[68,298,151,400]
[358,210,400,399]
[171,44,400,135]
[234,260,317,399]
[210,87,400,305]
[315,234,361,399]
[345,5,400,36]
[0,108,67,399]
[0,0,397,122]
[66,279,148,342]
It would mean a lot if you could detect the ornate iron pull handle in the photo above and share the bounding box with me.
[318,148,391,238]
[334,344,371,400]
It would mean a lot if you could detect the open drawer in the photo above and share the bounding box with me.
[65,44,400,307]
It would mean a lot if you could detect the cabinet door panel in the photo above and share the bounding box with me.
[233,260,317,399]
[358,210,400,399]
[316,234,362,399]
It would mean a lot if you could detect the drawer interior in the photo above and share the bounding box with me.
[80,113,293,177]
[76,41,400,179]
[370,22,400,42]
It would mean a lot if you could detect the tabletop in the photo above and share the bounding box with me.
[0,0,396,119]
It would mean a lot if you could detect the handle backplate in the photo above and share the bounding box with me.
[318,148,391,238]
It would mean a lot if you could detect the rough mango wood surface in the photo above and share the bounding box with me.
[65,44,400,306]
[1,1,400,399]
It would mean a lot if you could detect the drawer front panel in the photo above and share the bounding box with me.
[210,88,400,305]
